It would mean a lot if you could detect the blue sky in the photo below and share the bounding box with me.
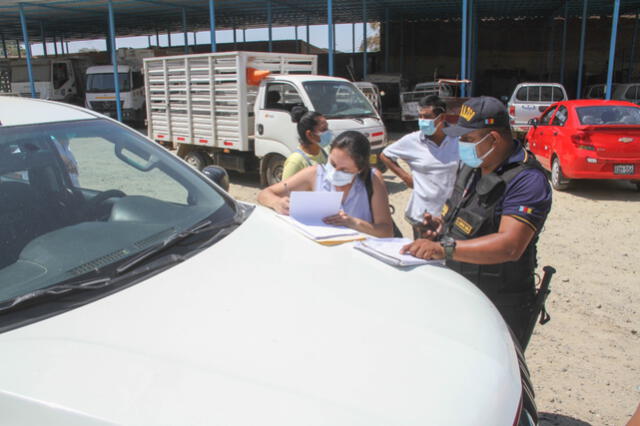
[28,23,377,56]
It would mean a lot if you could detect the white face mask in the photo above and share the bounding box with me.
[325,162,356,186]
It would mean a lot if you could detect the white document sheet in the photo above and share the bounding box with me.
[354,238,445,267]
[289,191,343,225]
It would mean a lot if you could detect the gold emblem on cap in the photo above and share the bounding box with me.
[460,105,476,122]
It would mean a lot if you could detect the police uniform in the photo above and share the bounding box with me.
[441,97,552,349]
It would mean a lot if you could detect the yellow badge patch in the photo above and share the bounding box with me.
[441,203,449,217]
[454,217,473,235]
[460,105,476,122]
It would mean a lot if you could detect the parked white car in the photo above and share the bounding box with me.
[0,97,537,426]
[507,82,568,138]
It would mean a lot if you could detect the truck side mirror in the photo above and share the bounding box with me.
[528,118,538,127]
[202,165,230,192]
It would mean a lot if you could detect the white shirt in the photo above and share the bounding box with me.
[382,130,459,222]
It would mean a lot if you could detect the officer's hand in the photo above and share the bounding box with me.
[419,213,444,240]
[400,239,445,260]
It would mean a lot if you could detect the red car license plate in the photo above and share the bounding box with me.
[614,164,635,175]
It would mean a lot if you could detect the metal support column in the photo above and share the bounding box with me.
[182,8,188,53]
[362,0,367,79]
[460,0,468,96]
[19,4,36,98]
[560,0,569,86]
[156,29,160,46]
[16,41,21,58]
[60,34,64,55]
[167,29,172,47]
[209,0,216,52]
[148,35,152,47]
[606,0,621,100]
[65,41,69,55]
[40,22,47,57]
[466,0,473,84]
[294,25,298,53]
[384,8,389,72]
[576,0,588,97]
[629,10,639,81]
[233,25,237,49]
[193,32,197,47]
[267,0,273,52]
[306,16,310,53]
[352,22,355,54]
[53,33,58,56]
[1,33,7,58]
[328,0,334,76]
[107,0,123,122]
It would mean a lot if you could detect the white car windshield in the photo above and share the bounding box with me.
[0,118,240,310]
[303,81,377,119]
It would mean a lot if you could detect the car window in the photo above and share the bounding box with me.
[552,87,565,101]
[625,86,639,101]
[540,86,554,102]
[551,106,568,126]
[576,106,640,125]
[264,83,303,112]
[515,87,528,101]
[539,106,557,125]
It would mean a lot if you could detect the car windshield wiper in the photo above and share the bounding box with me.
[115,217,241,275]
[0,277,112,314]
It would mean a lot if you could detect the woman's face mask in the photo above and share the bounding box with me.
[325,162,356,186]
[318,130,333,147]
[458,132,495,168]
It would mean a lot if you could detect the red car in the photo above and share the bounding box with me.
[525,100,640,191]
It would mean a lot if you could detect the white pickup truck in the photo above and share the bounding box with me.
[144,51,386,185]
[507,82,568,138]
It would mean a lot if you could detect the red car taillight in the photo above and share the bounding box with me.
[571,132,595,150]
[509,105,515,117]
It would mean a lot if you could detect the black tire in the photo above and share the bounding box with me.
[632,181,640,192]
[265,155,285,186]
[184,151,210,171]
[551,156,570,191]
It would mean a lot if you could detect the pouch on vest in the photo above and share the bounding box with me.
[450,208,485,239]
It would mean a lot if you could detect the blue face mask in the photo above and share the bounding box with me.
[319,130,334,147]
[418,118,438,136]
[458,133,495,168]
[325,162,356,187]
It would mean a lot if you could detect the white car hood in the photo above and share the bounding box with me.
[0,206,521,426]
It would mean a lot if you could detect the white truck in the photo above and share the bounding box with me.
[507,82,568,138]
[0,57,90,103]
[85,49,153,124]
[144,51,387,185]
[400,79,470,123]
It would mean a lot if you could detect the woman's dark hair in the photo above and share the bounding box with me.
[291,106,323,146]
[330,131,373,197]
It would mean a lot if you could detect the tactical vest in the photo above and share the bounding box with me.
[441,150,546,297]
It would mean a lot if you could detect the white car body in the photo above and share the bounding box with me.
[508,82,568,136]
[0,98,527,426]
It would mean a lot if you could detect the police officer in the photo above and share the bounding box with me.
[401,96,552,349]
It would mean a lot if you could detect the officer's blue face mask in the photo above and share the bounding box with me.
[458,132,495,168]
[418,117,440,136]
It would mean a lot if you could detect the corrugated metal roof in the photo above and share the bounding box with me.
[0,0,638,43]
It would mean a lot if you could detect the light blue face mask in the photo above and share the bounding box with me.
[458,133,495,168]
[325,162,356,186]
[418,118,437,136]
[319,130,334,147]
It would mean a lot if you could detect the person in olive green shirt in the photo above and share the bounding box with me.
[282,107,333,180]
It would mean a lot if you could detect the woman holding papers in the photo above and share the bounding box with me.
[281,107,330,180]
[258,131,394,238]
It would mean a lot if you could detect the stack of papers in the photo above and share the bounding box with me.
[281,191,364,245]
[354,238,445,267]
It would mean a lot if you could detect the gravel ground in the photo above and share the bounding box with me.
[226,133,640,426]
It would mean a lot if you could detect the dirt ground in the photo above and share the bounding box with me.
[226,133,640,426]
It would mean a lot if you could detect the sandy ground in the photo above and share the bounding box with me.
[226,133,640,426]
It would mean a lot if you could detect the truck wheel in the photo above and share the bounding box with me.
[265,155,285,186]
[184,151,210,171]
[551,157,570,191]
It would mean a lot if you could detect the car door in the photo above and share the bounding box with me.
[529,105,558,169]
[549,105,570,167]
[255,81,305,155]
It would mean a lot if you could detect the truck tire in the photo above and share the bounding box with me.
[264,154,285,186]
[551,156,570,191]
[184,151,210,171]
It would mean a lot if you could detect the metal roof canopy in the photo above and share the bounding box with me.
[0,0,639,42]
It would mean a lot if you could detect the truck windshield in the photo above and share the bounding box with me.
[0,118,240,315]
[86,73,131,93]
[303,81,377,119]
